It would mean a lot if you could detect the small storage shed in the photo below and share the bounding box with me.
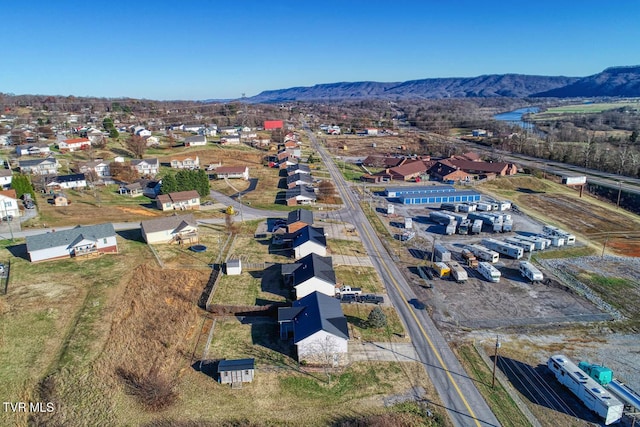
[218,358,255,387]
[226,259,242,275]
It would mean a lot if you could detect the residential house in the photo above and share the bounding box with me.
[183,124,204,133]
[184,135,207,147]
[58,137,91,152]
[282,253,336,299]
[0,169,12,189]
[118,181,145,197]
[78,159,111,179]
[286,164,311,176]
[214,166,249,180]
[18,157,60,175]
[217,358,255,386]
[25,223,118,262]
[131,158,159,177]
[264,120,283,130]
[143,180,162,198]
[53,193,69,206]
[170,155,200,169]
[45,173,87,190]
[133,126,152,137]
[0,190,20,219]
[220,134,240,145]
[279,159,298,170]
[15,143,51,157]
[285,186,316,206]
[219,126,239,135]
[140,214,198,245]
[292,226,326,259]
[156,190,200,211]
[144,136,160,147]
[277,291,349,364]
[286,209,314,233]
[287,173,313,189]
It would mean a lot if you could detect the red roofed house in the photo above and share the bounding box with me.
[59,138,91,152]
[447,158,517,177]
[264,120,284,130]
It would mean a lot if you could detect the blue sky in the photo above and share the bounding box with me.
[2,0,639,100]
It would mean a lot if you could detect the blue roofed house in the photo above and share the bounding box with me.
[25,223,118,262]
[277,291,349,365]
[292,226,326,259]
[283,252,336,299]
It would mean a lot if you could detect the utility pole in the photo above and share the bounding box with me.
[616,181,623,209]
[492,335,501,388]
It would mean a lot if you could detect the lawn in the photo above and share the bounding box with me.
[341,304,406,342]
[335,265,385,294]
[327,238,367,257]
[532,101,640,116]
[0,236,154,427]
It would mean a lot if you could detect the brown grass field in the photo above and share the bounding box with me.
[478,176,640,257]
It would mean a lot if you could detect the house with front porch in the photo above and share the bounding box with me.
[25,223,118,262]
[170,155,200,169]
[18,157,60,175]
[131,158,159,177]
[214,165,249,180]
[58,138,91,152]
[140,214,198,245]
[156,190,200,211]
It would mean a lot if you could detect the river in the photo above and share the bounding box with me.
[493,106,539,131]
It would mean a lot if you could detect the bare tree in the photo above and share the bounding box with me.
[126,134,147,159]
[301,335,342,382]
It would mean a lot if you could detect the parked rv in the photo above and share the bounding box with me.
[478,262,501,282]
[519,261,543,282]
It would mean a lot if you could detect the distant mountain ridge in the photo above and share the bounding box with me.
[532,66,640,97]
[246,66,640,102]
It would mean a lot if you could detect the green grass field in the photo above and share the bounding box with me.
[532,100,640,117]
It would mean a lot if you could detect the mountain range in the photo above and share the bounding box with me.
[246,66,640,103]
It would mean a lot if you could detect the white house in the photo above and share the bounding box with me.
[220,135,240,145]
[289,253,336,299]
[156,190,200,211]
[131,158,159,177]
[0,169,12,189]
[79,159,111,178]
[170,155,200,169]
[45,173,87,190]
[16,143,51,157]
[58,138,91,152]
[184,135,207,147]
[214,165,249,180]
[140,214,198,244]
[278,292,349,365]
[0,190,21,219]
[292,226,326,259]
[18,157,60,175]
[183,124,204,133]
[25,223,118,262]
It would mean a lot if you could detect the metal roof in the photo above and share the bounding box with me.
[287,209,314,226]
[217,358,255,372]
[293,226,326,250]
[291,292,349,343]
[292,252,335,286]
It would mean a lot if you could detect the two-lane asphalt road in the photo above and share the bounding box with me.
[304,124,500,427]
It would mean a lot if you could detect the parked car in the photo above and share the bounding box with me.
[2,215,13,222]
[340,295,357,304]
[360,294,384,304]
